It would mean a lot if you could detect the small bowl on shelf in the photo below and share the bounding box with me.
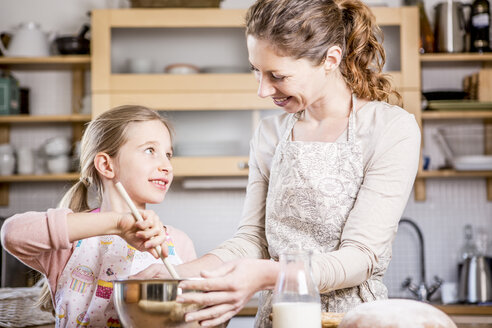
[46,155,71,174]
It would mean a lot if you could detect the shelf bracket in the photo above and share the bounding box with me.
[486,119,492,201]
[414,178,426,201]
[0,183,8,206]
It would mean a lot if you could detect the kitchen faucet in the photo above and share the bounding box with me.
[399,218,443,301]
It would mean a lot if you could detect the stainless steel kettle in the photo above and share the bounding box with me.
[458,256,492,303]
[434,1,468,52]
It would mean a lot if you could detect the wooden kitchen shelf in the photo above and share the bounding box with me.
[0,55,90,206]
[0,173,80,183]
[0,55,90,69]
[172,156,249,177]
[418,170,492,178]
[420,53,492,62]
[422,111,492,120]
[0,114,91,123]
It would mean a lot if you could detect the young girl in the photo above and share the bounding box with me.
[0,105,196,327]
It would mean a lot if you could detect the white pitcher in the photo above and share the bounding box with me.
[0,22,52,57]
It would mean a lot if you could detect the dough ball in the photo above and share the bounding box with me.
[339,299,457,328]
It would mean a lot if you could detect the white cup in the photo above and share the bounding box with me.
[128,58,154,74]
[0,144,15,176]
[441,282,458,304]
[16,147,34,175]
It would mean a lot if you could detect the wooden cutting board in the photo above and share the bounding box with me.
[322,312,345,327]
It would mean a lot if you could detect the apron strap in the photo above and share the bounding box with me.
[347,94,357,143]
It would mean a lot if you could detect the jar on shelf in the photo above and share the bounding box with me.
[272,249,321,328]
[0,144,16,175]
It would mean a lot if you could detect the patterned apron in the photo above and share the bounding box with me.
[54,210,182,328]
[255,96,389,328]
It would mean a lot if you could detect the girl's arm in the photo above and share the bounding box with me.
[1,208,75,291]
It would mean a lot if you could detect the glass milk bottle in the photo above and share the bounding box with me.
[272,250,321,328]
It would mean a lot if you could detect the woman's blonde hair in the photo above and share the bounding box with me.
[245,0,400,103]
[38,105,173,313]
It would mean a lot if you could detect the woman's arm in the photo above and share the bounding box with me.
[312,112,421,293]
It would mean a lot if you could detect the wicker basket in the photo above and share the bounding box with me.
[130,0,221,8]
[0,280,55,328]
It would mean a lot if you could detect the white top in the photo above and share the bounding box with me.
[209,101,421,293]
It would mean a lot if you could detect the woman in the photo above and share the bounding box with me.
[134,0,421,326]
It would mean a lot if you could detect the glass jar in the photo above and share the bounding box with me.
[0,143,15,176]
[272,250,321,328]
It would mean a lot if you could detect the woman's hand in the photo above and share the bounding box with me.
[176,259,279,327]
[117,209,168,259]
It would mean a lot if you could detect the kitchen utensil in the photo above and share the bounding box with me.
[164,63,200,74]
[46,155,71,174]
[434,1,468,53]
[458,255,492,303]
[0,144,15,176]
[441,282,459,304]
[0,72,20,115]
[54,24,90,55]
[113,279,210,328]
[0,22,52,57]
[43,136,71,157]
[272,249,321,328]
[433,129,492,170]
[16,147,34,175]
[128,58,154,74]
[422,91,468,101]
[115,182,180,279]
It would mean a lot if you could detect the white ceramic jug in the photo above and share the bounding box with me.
[0,22,52,57]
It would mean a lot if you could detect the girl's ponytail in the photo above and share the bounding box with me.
[336,0,400,103]
[58,179,90,212]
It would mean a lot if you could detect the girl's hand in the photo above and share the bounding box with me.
[176,259,278,327]
[117,209,169,259]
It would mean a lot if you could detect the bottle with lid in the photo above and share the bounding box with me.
[470,0,491,52]
[460,224,478,261]
[418,0,434,53]
[272,249,321,328]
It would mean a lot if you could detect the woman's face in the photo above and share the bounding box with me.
[247,35,328,113]
[114,120,173,208]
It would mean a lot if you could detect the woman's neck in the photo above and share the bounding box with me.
[304,72,353,123]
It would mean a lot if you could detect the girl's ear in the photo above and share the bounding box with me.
[324,45,343,72]
[94,152,115,179]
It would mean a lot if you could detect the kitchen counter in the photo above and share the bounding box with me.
[25,303,492,328]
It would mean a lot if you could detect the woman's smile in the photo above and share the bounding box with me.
[273,96,292,107]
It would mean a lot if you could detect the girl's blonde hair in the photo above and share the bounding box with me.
[38,105,172,313]
[245,0,400,103]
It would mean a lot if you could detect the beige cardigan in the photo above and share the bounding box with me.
[209,101,421,294]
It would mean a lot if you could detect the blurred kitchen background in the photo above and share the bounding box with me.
[0,0,491,316]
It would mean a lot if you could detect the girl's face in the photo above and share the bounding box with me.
[115,120,173,207]
[247,35,328,113]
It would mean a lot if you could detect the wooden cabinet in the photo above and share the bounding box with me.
[91,7,420,179]
[415,53,492,201]
[0,55,91,205]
